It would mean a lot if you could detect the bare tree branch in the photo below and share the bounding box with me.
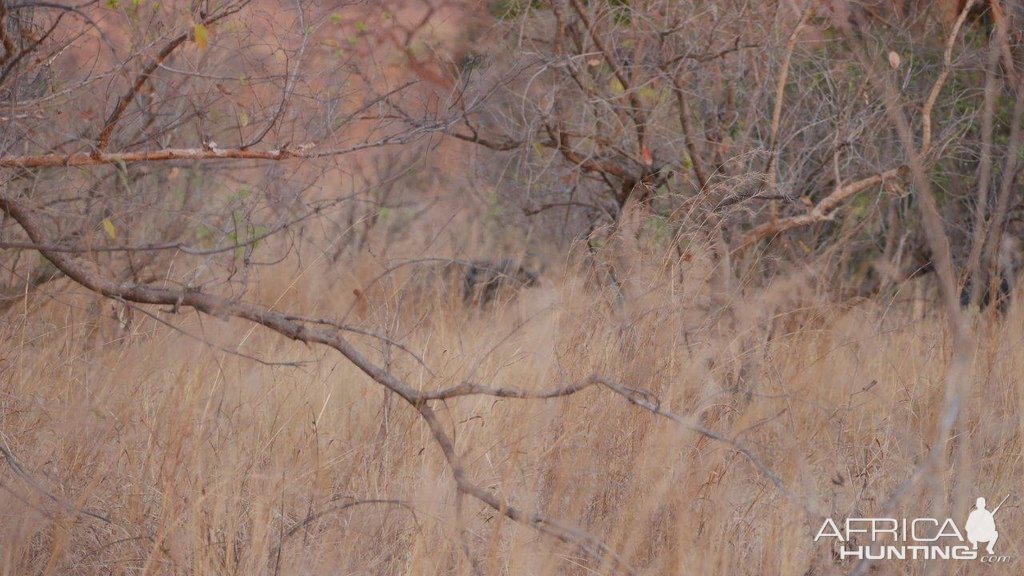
[920,0,976,155]
[0,136,417,168]
[95,2,251,151]
[0,193,636,573]
[735,165,908,252]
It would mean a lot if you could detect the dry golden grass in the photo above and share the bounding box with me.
[0,241,1021,575]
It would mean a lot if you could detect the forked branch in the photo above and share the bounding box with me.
[734,165,908,252]
[95,1,251,151]
[0,189,808,571]
[0,194,632,572]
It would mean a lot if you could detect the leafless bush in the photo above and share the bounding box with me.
[2,0,1024,574]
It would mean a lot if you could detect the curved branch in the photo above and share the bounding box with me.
[279,498,419,541]
[0,437,110,524]
[422,374,813,519]
[920,0,976,155]
[734,165,908,253]
[765,5,812,196]
[0,194,634,574]
[271,498,421,575]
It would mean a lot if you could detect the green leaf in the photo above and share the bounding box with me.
[248,226,269,250]
[194,225,213,247]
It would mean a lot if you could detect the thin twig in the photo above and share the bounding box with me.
[0,436,111,524]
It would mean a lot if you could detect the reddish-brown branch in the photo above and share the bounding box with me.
[96,2,249,151]
[0,3,15,66]
[96,35,189,152]
[0,147,290,168]
[0,138,407,168]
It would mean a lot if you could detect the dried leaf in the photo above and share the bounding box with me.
[101,218,117,239]
[641,145,653,166]
[194,23,209,50]
[887,51,901,70]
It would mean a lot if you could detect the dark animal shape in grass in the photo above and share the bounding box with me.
[450,259,540,305]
